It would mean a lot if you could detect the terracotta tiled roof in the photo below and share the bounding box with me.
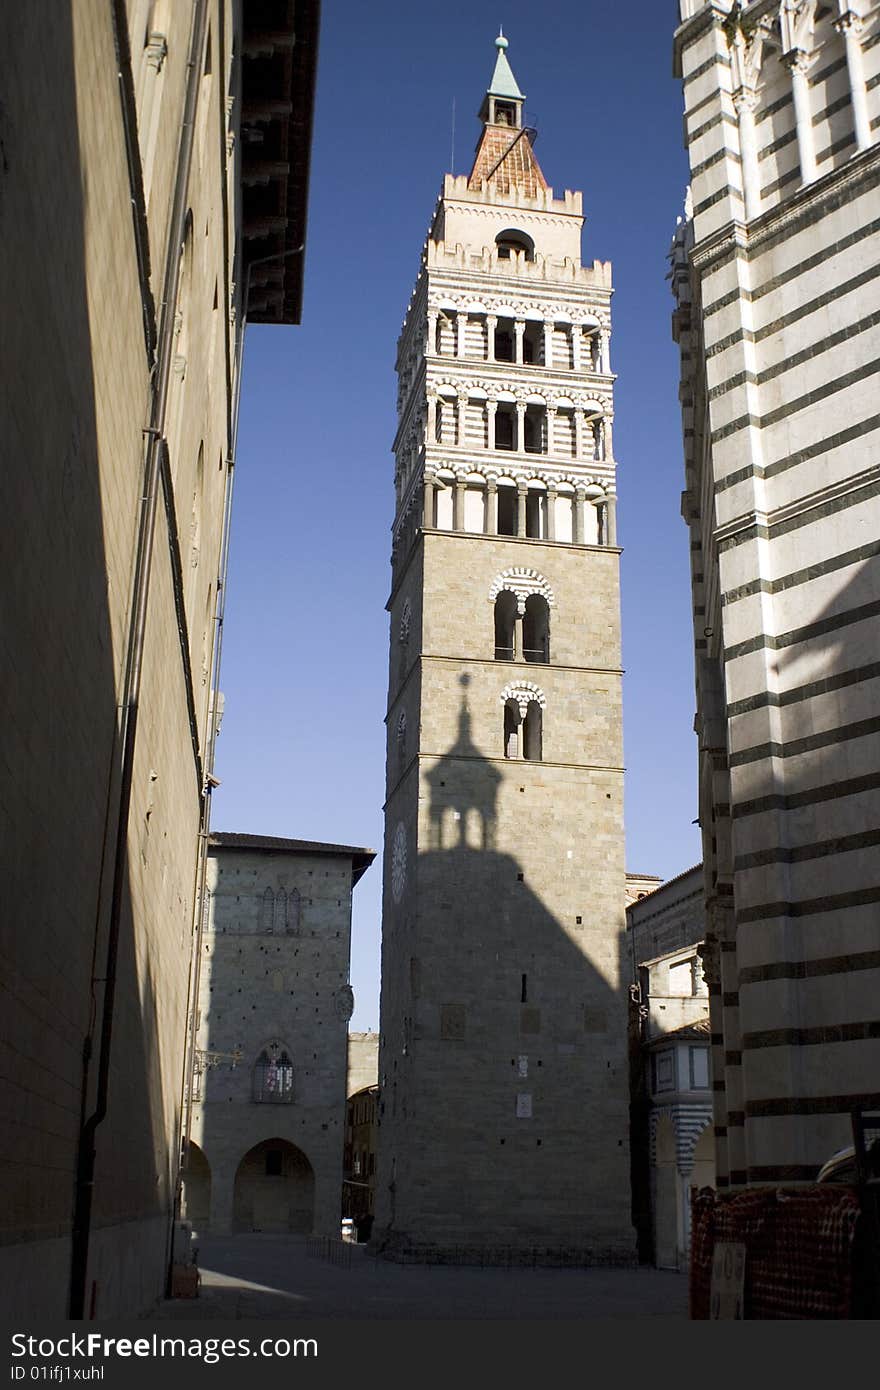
[467,125,548,197]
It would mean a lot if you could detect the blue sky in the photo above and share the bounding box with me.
[212,1,701,1029]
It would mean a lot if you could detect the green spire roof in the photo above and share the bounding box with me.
[487,30,524,101]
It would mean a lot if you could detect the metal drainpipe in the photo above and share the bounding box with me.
[68,0,209,1320]
[173,244,305,1258]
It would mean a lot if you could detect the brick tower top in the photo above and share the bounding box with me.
[468,32,548,197]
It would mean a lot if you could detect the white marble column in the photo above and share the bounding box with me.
[604,492,617,546]
[457,389,468,446]
[836,7,871,152]
[571,326,581,372]
[786,49,818,184]
[574,488,586,544]
[485,480,498,535]
[423,474,435,527]
[574,408,584,460]
[514,320,525,366]
[426,395,437,444]
[599,328,611,375]
[733,88,762,220]
[486,399,497,451]
[546,484,557,541]
[543,320,554,368]
[455,310,466,358]
[486,313,497,362]
[426,310,438,356]
[603,415,613,461]
[515,401,526,453]
[453,478,465,531]
[516,482,528,538]
[545,405,557,458]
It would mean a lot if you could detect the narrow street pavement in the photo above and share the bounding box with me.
[147,1235,688,1320]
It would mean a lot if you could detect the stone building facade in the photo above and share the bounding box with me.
[671,0,880,1188]
[0,1,318,1318]
[184,835,374,1237]
[626,867,713,1269]
[374,36,635,1263]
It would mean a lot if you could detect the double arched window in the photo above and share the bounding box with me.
[253,1041,294,1103]
[258,886,301,934]
[501,684,545,761]
[492,573,552,664]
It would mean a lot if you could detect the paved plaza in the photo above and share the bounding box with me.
[147,1235,688,1320]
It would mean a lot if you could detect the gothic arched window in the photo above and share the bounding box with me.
[259,886,274,933]
[503,699,520,759]
[253,1041,294,1103]
[397,710,407,767]
[494,590,517,660]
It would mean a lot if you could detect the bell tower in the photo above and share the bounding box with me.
[375,35,635,1263]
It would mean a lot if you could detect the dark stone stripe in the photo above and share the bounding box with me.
[736,883,880,925]
[702,217,880,319]
[733,768,880,821]
[760,166,800,201]
[694,183,744,217]
[754,91,792,126]
[718,476,880,551]
[758,126,797,163]
[809,55,848,90]
[724,597,880,662]
[812,91,853,127]
[685,88,724,123]
[816,132,856,167]
[762,412,880,482]
[747,1164,822,1182]
[711,320,880,410]
[738,948,880,986]
[728,714,880,770]
[706,326,753,360]
[691,146,741,181]
[685,53,731,85]
[711,412,761,445]
[742,1021,880,1050]
[723,537,880,605]
[756,353,878,428]
[734,826,880,872]
[754,264,880,347]
[726,660,880,719]
[746,1091,880,1119]
[689,110,737,143]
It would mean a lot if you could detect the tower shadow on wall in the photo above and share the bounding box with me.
[377,678,635,1264]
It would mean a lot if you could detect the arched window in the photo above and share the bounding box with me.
[522,594,550,663]
[275,888,287,933]
[253,1042,294,1103]
[288,887,301,934]
[503,699,520,759]
[523,701,543,761]
[494,591,517,660]
[495,229,535,262]
[259,887,274,933]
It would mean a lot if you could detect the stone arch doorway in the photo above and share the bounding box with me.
[233,1139,314,1233]
[181,1141,211,1234]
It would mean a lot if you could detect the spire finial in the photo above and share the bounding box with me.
[496,28,507,51]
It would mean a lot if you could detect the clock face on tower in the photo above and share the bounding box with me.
[390,821,407,902]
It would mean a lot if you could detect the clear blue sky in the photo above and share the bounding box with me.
[212,0,701,1030]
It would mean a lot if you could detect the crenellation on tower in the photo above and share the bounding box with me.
[374,34,635,1264]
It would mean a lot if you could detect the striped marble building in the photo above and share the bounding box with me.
[670,0,880,1187]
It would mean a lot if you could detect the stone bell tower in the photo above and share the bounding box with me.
[374,34,635,1263]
